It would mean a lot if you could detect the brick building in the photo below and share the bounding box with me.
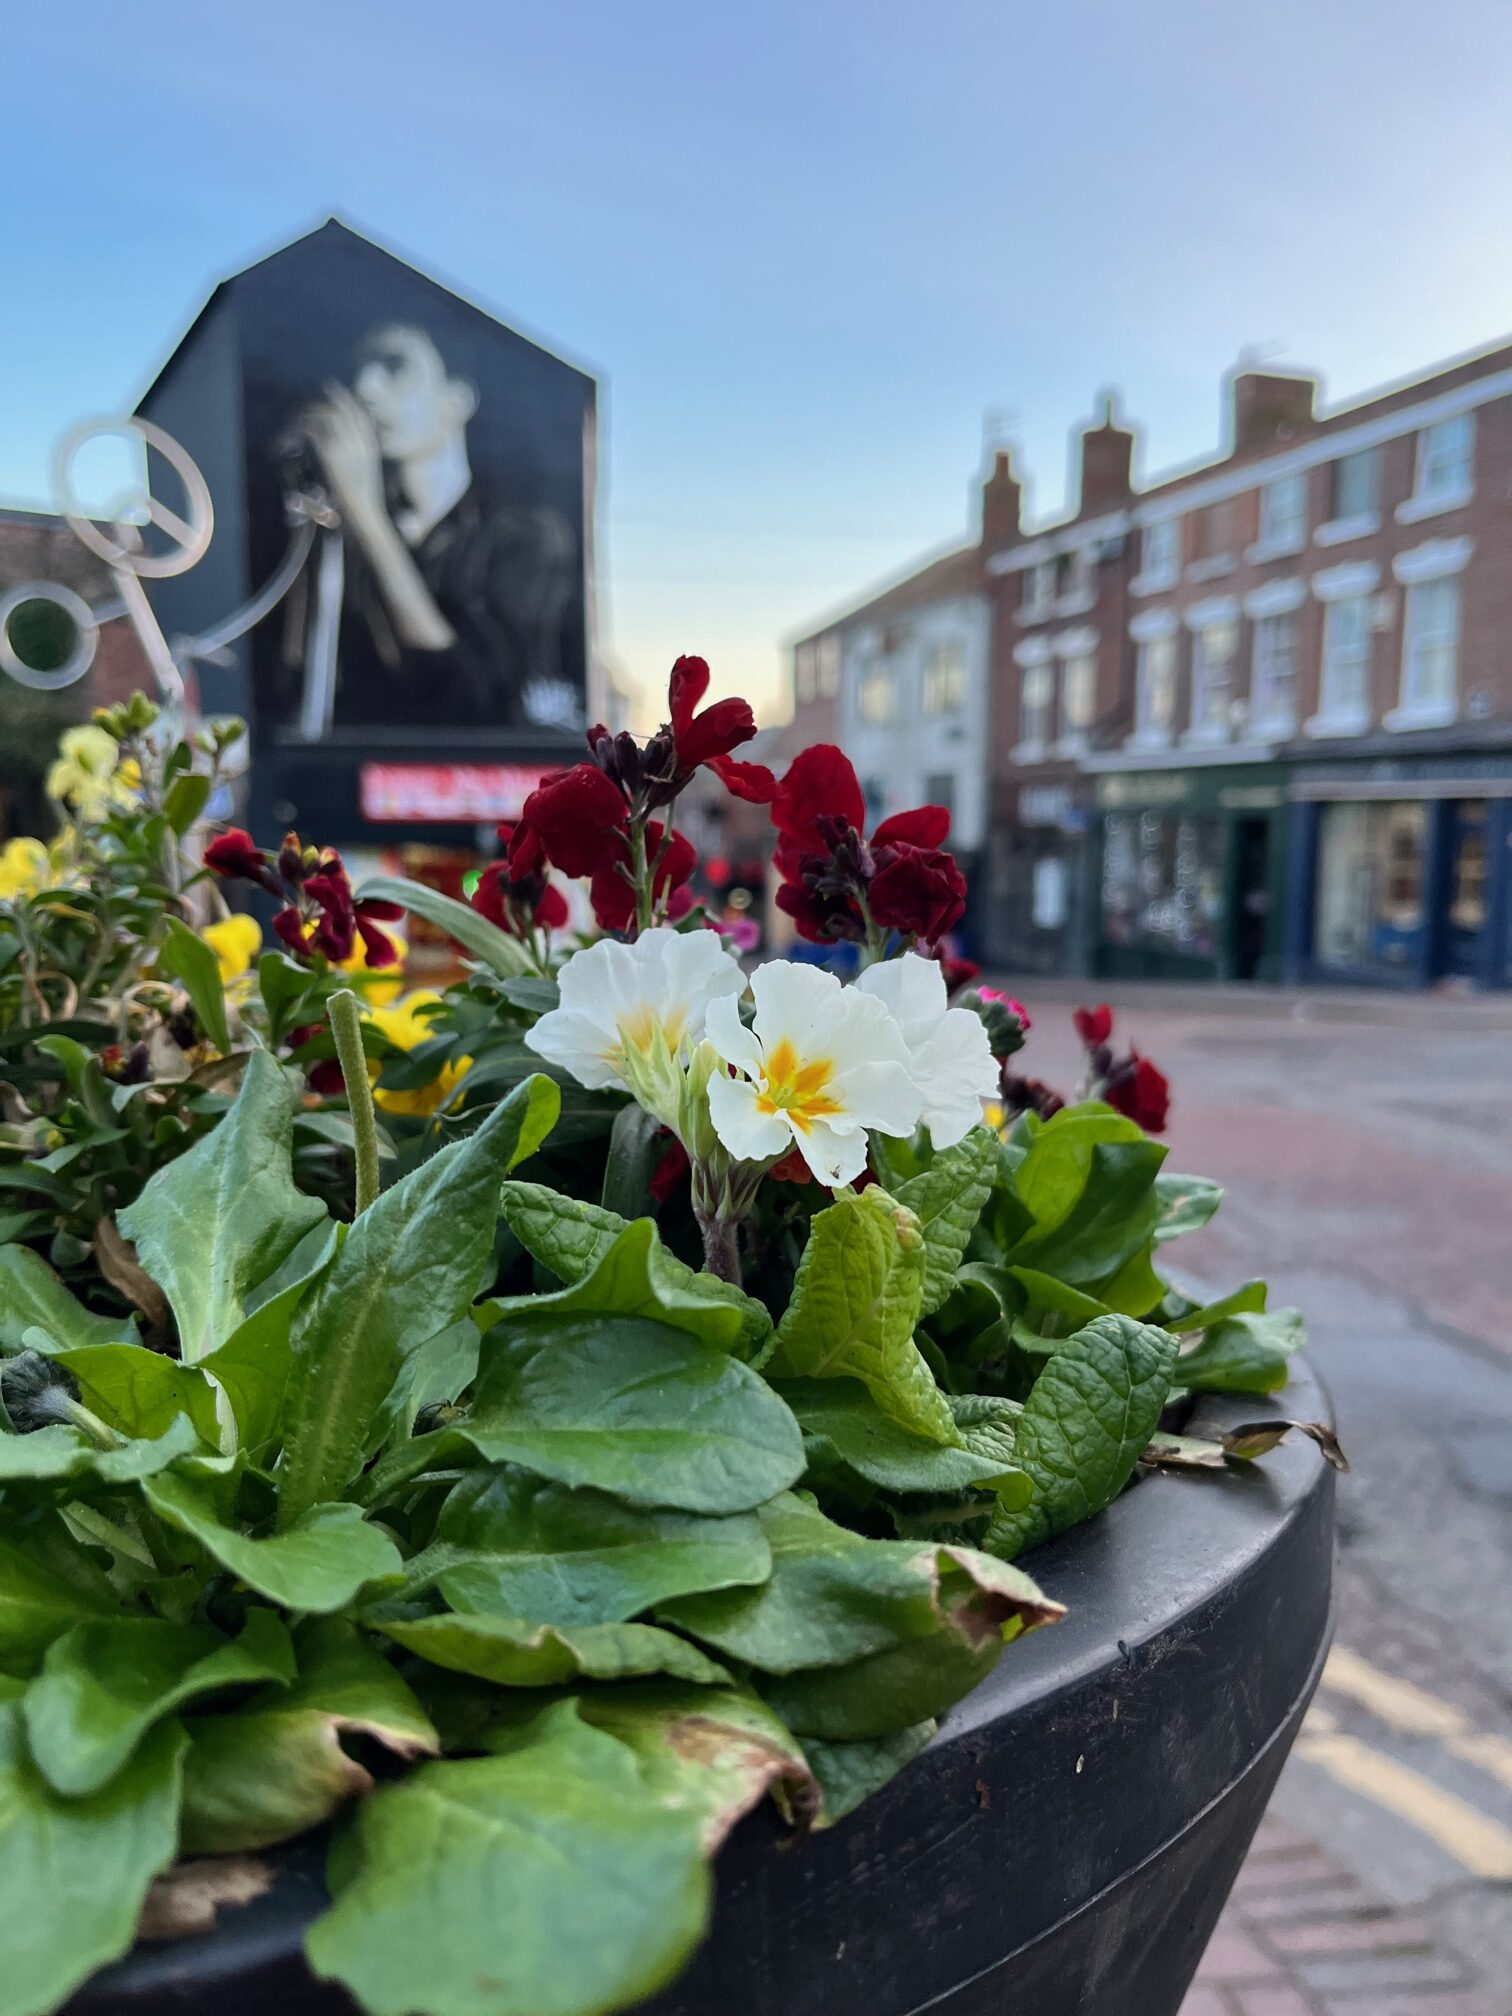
[988,338,1512,988]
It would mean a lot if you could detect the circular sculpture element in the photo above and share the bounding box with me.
[53,417,214,580]
[0,580,98,690]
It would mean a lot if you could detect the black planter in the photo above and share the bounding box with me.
[68,1360,1335,2016]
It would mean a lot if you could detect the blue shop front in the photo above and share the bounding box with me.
[1284,750,1512,989]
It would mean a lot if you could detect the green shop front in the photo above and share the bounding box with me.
[1087,762,1290,982]
[1284,749,1512,989]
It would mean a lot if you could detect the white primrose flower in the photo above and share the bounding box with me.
[855,950,999,1149]
[525,929,747,1122]
[703,960,921,1189]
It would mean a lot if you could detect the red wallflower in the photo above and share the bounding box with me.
[508,764,629,881]
[668,655,757,773]
[472,860,570,938]
[1103,1053,1170,1133]
[1073,1004,1114,1048]
[868,842,967,943]
[207,828,401,968]
[204,828,273,883]
[589,823,695,933]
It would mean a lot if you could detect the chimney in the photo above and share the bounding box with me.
[980,448,1021,550]
[1077,391,1134,514]
[1229,369,1317,454]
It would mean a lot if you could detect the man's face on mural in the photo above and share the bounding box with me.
[354,325,477,463]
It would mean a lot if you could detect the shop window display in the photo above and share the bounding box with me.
[1101,811,1223,960]
[1314,800,1427,972]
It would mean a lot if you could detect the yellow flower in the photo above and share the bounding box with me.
[364,990,470,1116]
[202,914,264,987]
[45,725,140,820]
[0,837,50,903]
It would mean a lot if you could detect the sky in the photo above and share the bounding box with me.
[5,1,1512,731]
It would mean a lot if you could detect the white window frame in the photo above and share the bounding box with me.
[1254,472,1307,557]
[857,656,896,724]
[922,639,967,716]
[1184,606,1238,744]
[1308,592,1374,738]
[1398,413,1475,524]
[1133,518,1180,594]
[1131,632,1178,748]
[1317,449,1380,546]
[1018,661,1055,756]
[816,634,840,698]
[1249,609,1299,737]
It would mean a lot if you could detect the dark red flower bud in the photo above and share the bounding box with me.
[204,828,269,881]
[1073,1004,1114,1049]
[272,906,311,959]
[868,843,967,945]
[1000,1072,1065,1123]
[515,764,630,879]
[1103,1053,1170,1133]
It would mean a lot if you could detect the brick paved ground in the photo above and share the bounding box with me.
[994,987,1512,2016]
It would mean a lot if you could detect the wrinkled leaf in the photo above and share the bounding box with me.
[0,1707,183,2016]
[144,1471,403,1612]
[782,1377,1024,1497]
[306,1699,711,2016]
[118,1049,326,1362]
[24,1608,293,1797]
[278,1076,558,1527]
[767,1187,954,1444]
[894,1126,1000,1319]
[989,1314,1178,1560]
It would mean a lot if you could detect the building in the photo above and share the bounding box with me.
[786,538,991,948]
[988,338,1512,989]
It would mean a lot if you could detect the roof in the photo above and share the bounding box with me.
[789,541,982,647]
[134,216,600,411]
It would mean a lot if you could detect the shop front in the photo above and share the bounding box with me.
[982,779,1091,976]
[1087,764,1290,983]
[1284,752,1512,989]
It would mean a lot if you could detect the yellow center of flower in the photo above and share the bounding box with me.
[755,1038,842,1134]
[611,1002,688,1064]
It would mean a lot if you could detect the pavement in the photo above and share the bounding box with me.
[996,984,1512,2016]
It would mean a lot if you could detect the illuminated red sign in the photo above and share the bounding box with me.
[359,763,547,824]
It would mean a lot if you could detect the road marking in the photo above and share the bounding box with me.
[1296,1729,1512,1881]
[1322,1646,1512,1794]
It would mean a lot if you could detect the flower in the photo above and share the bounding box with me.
[508,765,628,880]
[855,951,998,1150]
[667,655,757,774]
[589,823,695,933]
[1103,1053,1170,1133]
[208,828,403,970]
[979,986,1030,1029]
[1073,1004,1114,1049]
[472,841,570,939]
[969,986,1031,1060]
[366,992,471,1116]
[0,837,49,903]
[867,841,967,943]
[703,961,921,1187]
[201,914,263,987]
[525,927,747,1106]
[45,724,139,820]
[205,828,276,887]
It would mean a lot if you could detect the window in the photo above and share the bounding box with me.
[858,658,896,723]
[1319,595,1373,724]
[1141,519,1180,584]
[1189,618,1238,736]
[1199,501,1236,560]
[1025,558,1059,613]
[794,644,817,705]
[1101,812,1224,959]
[1251,611,1298,731]
[1020,662,1054,746]
[816,635,840,697]
[1135,634,1178,740]
[1414,414,1474,505]
[1061,652,1097,736]
[1332,449,1378,522]
[924,772,955,818]
[1399,577,1461,716]
[1314,801,1427,971]
[922,640,967,715]
[1063,546,1096,604]
[1259,473,1307,552]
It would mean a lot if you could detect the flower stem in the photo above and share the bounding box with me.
[697,1211,743,1286]
[628,817,653,938]
[329,987,379,1216]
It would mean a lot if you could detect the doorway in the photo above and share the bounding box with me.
[1445,799,1489,980]
[1233,817,1271,981]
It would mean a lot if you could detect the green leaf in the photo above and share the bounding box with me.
[1010,1137,1166,1289]
[1154,1171,1224,1242]
[158,915,231,1056]
[143,1472,403,1612]
[24,1609,293,1797]
[47,1342,220,1445]
[0,1246,133,1353]
[0,1414,202,1488]
[781,1378,1024,1496]
[766,1187,954,1444]
[600,1100,664,1220]
[117,1049,327,1362]
[1176,1308,1304,1394]
[575,1681,817,1845]
[354,872,532,979]
[370,1611,729,1688]
[0,1707,183,2016]
[663,1494,1058,1684]
[1010,1105,1145,1234]
[894,1126,1001,1318]
[456,1310,804,1514]
[802,1722,936,1825]
[163,769,211,838]
[305,1699,711,2016]
[490,1200,772,1358]
[988,1314,1179,1561]
[277,1076,558,1527]
[1172,1279,1269,1333]
[198,1234,337,1460]
[404,1467,772,1628]
[180,1618,438,1853]
[0,1525,121,1678]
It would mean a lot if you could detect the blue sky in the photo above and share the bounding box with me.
[5,1,1511,728]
